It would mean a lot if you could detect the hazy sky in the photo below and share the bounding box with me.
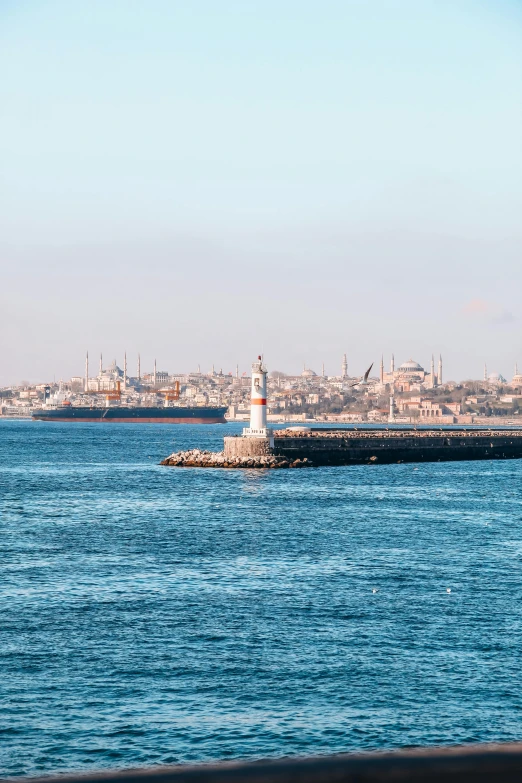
[1,0,521,384]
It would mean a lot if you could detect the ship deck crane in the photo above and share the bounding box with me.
[150,381,180,402]
[86,381,122,404]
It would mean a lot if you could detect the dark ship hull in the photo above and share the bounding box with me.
[32,406,228,424]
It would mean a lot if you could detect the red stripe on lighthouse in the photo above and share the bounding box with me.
[251,398,267,405]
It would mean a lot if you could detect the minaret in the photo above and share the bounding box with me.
[85,351,89,392]
[153,359,157,386]
[236,364,239,379]
[137,354,141,381]
[391,354,395,373]
[380,355,384,384]
[197,364,201,374]
[484,363,488,382]
[342,354,348,378]
[430,354,435,387]
[322,362,325,378]
[123,352,127,389]
[388,395,395,423]
[438,354,442,386]
[99,353,103,375]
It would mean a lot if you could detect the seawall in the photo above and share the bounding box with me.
[270,428,522,465]
[161,429,522,469]
[222,428,522,466]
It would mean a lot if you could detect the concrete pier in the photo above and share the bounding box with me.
[162,428,522,469]
[270,428,522,465]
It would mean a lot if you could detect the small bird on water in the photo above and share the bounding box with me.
[446,588,451,593]
[372,588,378,594]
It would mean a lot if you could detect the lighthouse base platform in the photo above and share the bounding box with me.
[224,435,274,459]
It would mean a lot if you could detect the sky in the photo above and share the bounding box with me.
[1,0,521,384]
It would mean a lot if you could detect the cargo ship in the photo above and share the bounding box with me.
[32,403,228,424]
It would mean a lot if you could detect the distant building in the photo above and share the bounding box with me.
[487,372,507,386]
[87,359,124,391]
[512,365,522,388]
[380,355,442,389]
[418,399,460,422]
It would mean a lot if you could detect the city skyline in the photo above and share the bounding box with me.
[4,346,521,427]
[3,349,522,388]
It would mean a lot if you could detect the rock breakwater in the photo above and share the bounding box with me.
[160,449,312,469]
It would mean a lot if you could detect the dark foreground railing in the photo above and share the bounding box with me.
[16,744,522,783]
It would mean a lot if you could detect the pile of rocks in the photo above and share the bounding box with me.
[160,449,312,469]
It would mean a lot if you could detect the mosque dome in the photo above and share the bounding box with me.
[102,362,123,377]
[301,368,317,378]
[488,372,506,383]
[397,359,424,374]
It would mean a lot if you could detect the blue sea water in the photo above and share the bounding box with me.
[1,420,522,777]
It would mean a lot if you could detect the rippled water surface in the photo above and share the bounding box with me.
[1,420,522,776]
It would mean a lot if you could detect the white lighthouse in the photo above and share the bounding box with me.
[243,356,273,442]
